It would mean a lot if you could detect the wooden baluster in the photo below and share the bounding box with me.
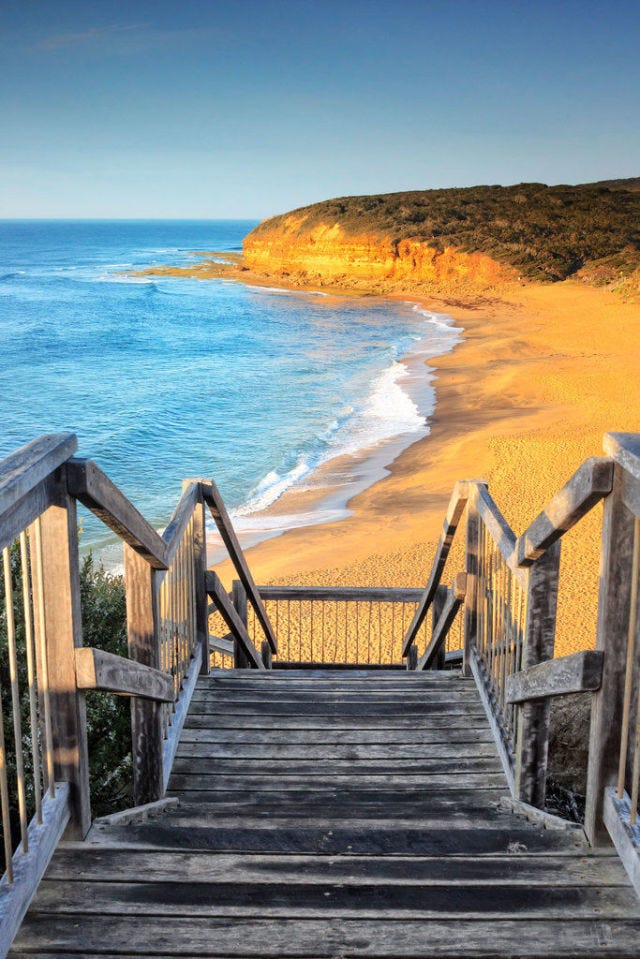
[617,516,640,803]
[29,517,55,795]
[514,539,561,808]
[38,483,91,836]
[20,533,42,825]
[0,677,13,881]
[232,580,251,669]
[586,463,638,844]
[463,493,480,677]
[3,546,29,852]
[431,584,448,671]
[124,545,164,805]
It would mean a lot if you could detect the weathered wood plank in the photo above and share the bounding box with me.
[475,485,525,583]
[189,687,479,702]
[74,647,175,702]
[463,491,480,677]
[205,572,264,669]
[209,634,234,656]
[0,434,76,517]
[468,647,515,792]
[175,742,500,760]
[178,724,494,742]
[201,479,278,652]
[15,915,640,957]
[604,431,640,483]
[162,647,202,793]
[514,540,561,808]
[417,575,466,671]
[585,461,636,845]
[0,784,70,959]
[402,479,475,655]
[27,877,640,919]
[258,585,424,603]
[506,650,603,704]
[38,486,91,837]
[0,474,59,554]
[516,457,613,566]
[66,458,168,569]
[123,545,164,805]
[187,484,209,675]
[160,482,198,568]
[168,772,507,791]
[603,786,640,897]
[45,847,628,886]
[81,819,580,855]
[171,755,501,775]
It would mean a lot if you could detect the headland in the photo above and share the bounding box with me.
[138,180,640,655]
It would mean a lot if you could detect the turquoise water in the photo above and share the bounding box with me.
[0,220,461,555]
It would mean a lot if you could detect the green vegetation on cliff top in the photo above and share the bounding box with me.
[250,178,640,283]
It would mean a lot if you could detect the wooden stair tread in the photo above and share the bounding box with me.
[11,668,637,957]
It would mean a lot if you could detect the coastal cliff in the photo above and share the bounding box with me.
[243,223,511,295]
[244,179,640,296]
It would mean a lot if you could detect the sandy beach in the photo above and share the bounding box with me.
[140,255,640,657]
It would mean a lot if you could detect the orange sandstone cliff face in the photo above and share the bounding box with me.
[243,217,514,293]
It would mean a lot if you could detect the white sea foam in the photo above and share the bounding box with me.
[231,358,429,526]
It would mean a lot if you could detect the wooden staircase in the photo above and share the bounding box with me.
[10,669,640,958]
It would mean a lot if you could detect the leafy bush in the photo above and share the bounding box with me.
[0,546,131,869]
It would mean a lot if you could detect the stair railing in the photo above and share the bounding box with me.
[402,432,640,893]
[0,433,277,954]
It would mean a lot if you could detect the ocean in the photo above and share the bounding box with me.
[0,220,461,560]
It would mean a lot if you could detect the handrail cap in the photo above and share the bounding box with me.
[0,433,77,515]
[604,432,640,481]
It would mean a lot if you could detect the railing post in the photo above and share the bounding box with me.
[38,473,91,837]
[124,545,164,804]
[232,579,252,669]
[188,482,209,676]
[585,462,636,844]
[432,584,448,670]
[514,540,561,807]
[463,492,480,678]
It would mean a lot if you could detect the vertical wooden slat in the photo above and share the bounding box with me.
[431,585,448,671]
[515,539,561,808]
[124,545,164,805]
[38,488,91,836]
[232,580,251,669]
[618,517,640,800]
[586,464,638,844]
[463,494,480,678]
[0,682,14,882]
[3,547,29,851]
[29,518,54,796]
[191,491,208,677]
[19,532,42,825]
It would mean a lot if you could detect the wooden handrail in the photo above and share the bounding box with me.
[201,480,278,654]
[205,571,264,669]
[66,458,169,569]
[416,573,467,670]
[74,647,175,702]
[402,480,478,656]
[259,585,424,602]
[515,457,613,566]
[506,650,603,704]
[0,434,77,517]
[160,481,199,568]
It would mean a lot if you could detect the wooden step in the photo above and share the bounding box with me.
[13,914,640,957]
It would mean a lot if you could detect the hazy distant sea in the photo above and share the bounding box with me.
[0,220,461,557]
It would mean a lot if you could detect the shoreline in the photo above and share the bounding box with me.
[205,299,462,565]
[139,254,640,658]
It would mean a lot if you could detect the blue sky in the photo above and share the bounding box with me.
[1,0,639,218]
